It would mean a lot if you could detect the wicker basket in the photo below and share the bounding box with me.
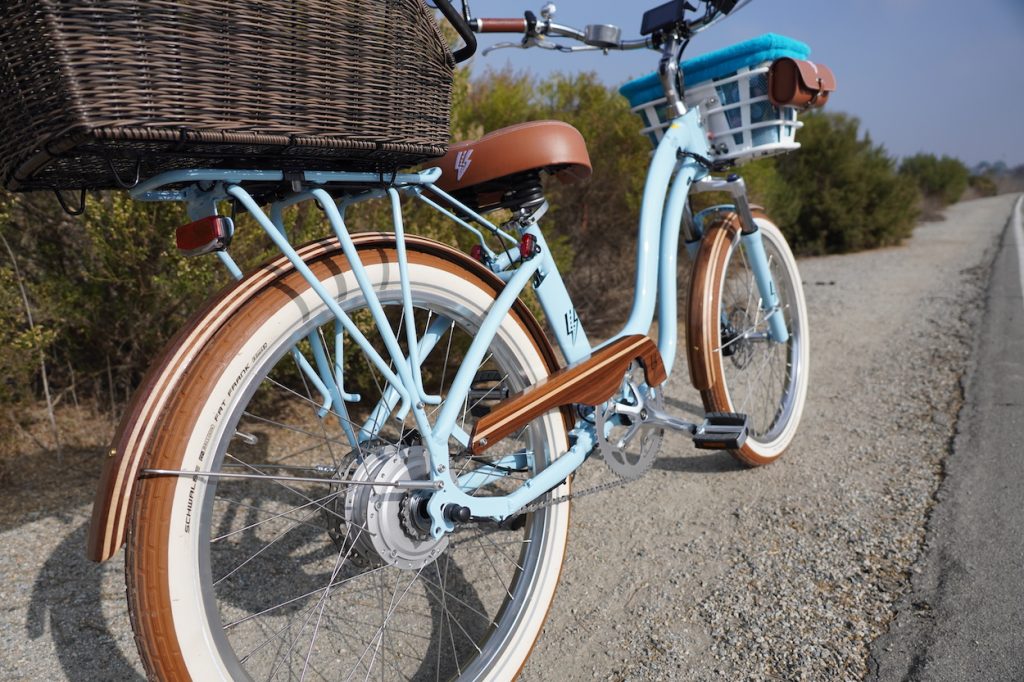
[0,0,454,191]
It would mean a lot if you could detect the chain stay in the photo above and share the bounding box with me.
[517,473,635,515]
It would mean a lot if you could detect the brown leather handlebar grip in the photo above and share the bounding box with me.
[475,18,528,33]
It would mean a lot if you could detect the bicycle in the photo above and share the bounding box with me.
[11,0,830,677]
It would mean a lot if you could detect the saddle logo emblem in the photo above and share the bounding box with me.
[564,308,580,345]
[455,149,474,181]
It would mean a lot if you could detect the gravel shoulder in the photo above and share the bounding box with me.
[521,194,1014,680]
[0,194,1016,681]
[867,197,1024,682]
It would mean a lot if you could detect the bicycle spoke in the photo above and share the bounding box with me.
[345,567,425,681]
[262,375,369,443]
[211,489,345,543]
[149,272,566,680]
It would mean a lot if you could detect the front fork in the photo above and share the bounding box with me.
[688,175,790,344]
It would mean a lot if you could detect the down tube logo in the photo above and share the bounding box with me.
[564,308,580,345]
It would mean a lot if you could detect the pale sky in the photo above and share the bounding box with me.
[461,0,1024,167]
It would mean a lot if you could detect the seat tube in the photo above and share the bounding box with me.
[526,226,592,364]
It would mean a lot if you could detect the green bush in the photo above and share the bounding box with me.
[0,72,936,409]
[689,156,801,233]
[0,194,53,406]
[968,173,999,197]
[0,260,53,406]
[774,112,921,254]
[454,68,651,328]
[0,193,212,403]
[899,153,970,206]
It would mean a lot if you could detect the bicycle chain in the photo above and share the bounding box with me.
[515,469,639,515]
[511,406,663,515]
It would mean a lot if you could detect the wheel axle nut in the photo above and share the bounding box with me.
[444,504,472,524]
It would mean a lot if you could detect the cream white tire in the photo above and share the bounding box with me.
[127,244,570,680]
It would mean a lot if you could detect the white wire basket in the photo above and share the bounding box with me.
[631,63,802,165]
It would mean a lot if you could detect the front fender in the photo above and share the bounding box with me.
[685,209,769,391]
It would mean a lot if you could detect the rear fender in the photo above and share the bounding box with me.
[87,233,565,561]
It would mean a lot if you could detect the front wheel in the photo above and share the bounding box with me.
[126,238,571,680]
[687,214,809,466]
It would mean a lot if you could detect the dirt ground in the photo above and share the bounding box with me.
[0,194,1016,680]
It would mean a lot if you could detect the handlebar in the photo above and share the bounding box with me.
[475,18,529,33]
[468,1,751,55]
[470,13,652,55]
[466,1,752,124]
[434,0,478,63]
[471,17,650,51]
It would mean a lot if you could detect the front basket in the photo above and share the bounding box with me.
[620,33,813,165]
[0,0,454,191]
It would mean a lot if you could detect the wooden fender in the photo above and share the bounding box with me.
[86,233,565,562]
[686,209,768,391]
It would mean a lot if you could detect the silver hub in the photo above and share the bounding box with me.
[344,445,447,570]
[727,307,756,369]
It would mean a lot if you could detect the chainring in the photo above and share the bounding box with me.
[595,363,665,481]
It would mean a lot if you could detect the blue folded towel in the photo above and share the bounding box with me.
[619,33,811,108]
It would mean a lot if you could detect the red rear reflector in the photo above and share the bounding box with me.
[519,234,538,260]
[469,244,486,262]
[176,216,233,256]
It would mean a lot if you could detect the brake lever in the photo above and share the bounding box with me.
[481,41,528,56]
[482,36,604,55]
[548,43,604,53]
[533,37,575,52]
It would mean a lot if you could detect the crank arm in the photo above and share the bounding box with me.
[641,405,697,434]
[616,403,750,452]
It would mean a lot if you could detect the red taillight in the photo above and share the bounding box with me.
[519,234,538,260]
[176,216,233,256]
[469,244,486,262]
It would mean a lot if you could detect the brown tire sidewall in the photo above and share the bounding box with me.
[689,215,806,467]
[127,244,568,680]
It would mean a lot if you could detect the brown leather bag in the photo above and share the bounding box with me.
[768,58,836,109]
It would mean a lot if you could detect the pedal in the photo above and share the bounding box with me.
[692,412,749,450]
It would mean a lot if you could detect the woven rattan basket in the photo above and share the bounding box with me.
[0,0,454,191]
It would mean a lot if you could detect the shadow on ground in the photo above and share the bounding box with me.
[5,387,736,681]
[655,395,747,474]
[25,521,142,681]
[0,444,106,534]
[654,452,746,474]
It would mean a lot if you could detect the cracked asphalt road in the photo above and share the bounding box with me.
[866,196,1024,682]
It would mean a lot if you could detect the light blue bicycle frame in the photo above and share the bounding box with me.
[132,99,788,539]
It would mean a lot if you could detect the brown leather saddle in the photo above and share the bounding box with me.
[433,120,592,212]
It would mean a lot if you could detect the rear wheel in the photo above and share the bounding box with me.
[127,242,570,680]
[688,215,809,466]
